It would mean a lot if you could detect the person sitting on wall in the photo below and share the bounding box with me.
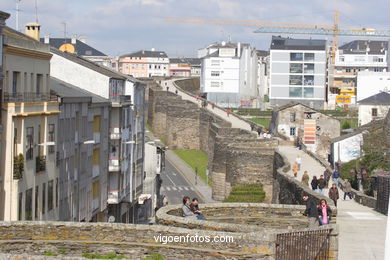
[190,198,206,220]
[182,196,196,219]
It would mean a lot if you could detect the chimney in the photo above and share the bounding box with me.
[79,35,86,43]
[25,22,40,41]
[44,34,49,44]
[237,42,241,57]
[71,35,77,44]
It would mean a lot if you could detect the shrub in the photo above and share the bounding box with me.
[224,184,265,203]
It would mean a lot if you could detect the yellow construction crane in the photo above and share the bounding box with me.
[164,12,390,64]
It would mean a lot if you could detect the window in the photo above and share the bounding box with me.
[211,71,220,76]
[373,56,384,62]
[346,68,351,73]
[26,127,34,160]
[290,63,303,73]
[374,67,382,72]
[48,124,55,154]
[304,53,315,61]
[290,53,303,61]
[210,81,220,87]
[35,186,39,219]
[18,192,23,220]
[48,180,53,211]
[289,87,302,97]
[304,64,314,74]
[211,60,220,66]
[289,75,302,85]
[290,127,296,136]
[339,56,345,62]
[354,56,365,62]
[12,71,20,94]
[290,112,296,122]
[25,188,32,220]
[303,87,314,98]
[36,74,43,94]
[56,178,59,207]
[372,108,378,117]
[304,75,314,86]
[42,183,46,214]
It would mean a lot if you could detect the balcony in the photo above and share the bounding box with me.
[92,197,100,210]
[109,94,131,105]
[109,159,120,172]
[4,92,57,103]
[107,190,119,204]
[110,127,121,140]
[93,132,100,144]
[35,155,46,173]
[92,164,100,178]
[13,154,24,180]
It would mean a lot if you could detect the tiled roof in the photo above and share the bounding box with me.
[120,50,168,58]
[40,38,107,56]
[358,92,390,105]
[339,40,388,55]
[170,58,201,65]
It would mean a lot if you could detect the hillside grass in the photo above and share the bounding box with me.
[173,149,211,185]
[248,118,271,128]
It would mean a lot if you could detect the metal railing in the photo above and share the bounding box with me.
[275,229,332,260]
[35,155,46,173]
[109,94,131,104]
[4,92,57,103]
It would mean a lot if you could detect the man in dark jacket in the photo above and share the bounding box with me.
[303,195,319,228]
[328,183,339,207]
[318,175,326,195]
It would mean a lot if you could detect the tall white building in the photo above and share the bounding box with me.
[269,36,327,109]
[257,50,270,107]
[199,42,258,108]
[357,71,390,101]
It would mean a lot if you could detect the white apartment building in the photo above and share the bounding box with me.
[357,71,390,101]
[330,40,388,106]
[199,42,258,108]
[257,50,270,107]
[51,77,110,222]
[358,92,390,126]
[49,48,146,223]
[1,23,60,221]
[269,36,327,109]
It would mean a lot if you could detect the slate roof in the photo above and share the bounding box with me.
[358,92,390,105]
[331,118,385,143]
[40,38,107,56]
[120,50,168,58]
[339,40,388,55]
[273,102,336,119]
[50,77,109,104]
[270,36,326,51]
[170,58,201,65]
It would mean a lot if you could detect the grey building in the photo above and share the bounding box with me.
[269,36,327,109]
[0,11,10,133]
[51,77,110,222]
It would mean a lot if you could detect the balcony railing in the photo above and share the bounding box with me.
[4,92,57,103]
[109,94,131,104]
[110,127,121,140]
[35,155,46,173]
[107,190,119,204]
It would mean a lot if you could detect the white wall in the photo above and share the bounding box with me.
[357,71,390,101]
[358,104,390,126]
[202,57,240,93]
[332,133,363,165]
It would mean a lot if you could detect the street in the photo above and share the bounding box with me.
[161,158,204,205]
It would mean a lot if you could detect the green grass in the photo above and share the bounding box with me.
[142,253,165,260]
[223,184,265,203]
[146,121,154,132]
[340,119,358,129]
[81,253,125,259]
[248,118,271,128]
[233,109,272,117]
[43,251,58,256]
[173,149,210,185]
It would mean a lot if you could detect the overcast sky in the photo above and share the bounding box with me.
[2,0,390,57]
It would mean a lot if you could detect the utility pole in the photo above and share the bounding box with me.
[15,0,21,31]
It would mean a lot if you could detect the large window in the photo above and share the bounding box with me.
[290,112,296,122]
[211,71,220,76]
[42,183,46,214]
[35,186,39,219]
[290,53,303,61]
[12,71,20,94]
[36,74,43,94]
[211,60,221,66]
[25,188,32,220]
[210,81,220,88]
[18,192,23,220]
[290,127,296,136]
[289,75,302,85]
[289,87,302,97]
[26,127,34,160]
[48,124,55,154]
[290,63,303,73]
[48,180,53,211]
[303,87,314,98]
[304,53,315,61]
[304,75,314,86]
[372,108,378,117]
[304,64,314,74]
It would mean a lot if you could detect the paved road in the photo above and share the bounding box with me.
[161,159,203,205]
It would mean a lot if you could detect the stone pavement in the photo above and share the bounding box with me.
[279,145,387,260]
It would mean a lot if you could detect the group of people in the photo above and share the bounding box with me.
[303,195,332,227]
[182,196,206,220]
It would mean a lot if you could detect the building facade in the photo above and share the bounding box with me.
[51,77,110,222]
[199,42,258,108]
[358,92,390,126]
[116,50,169,78]
[0,24,60,221]
[356,71,390,102]
[49,48,146,223]
[169,58,191,77]
[257,50,270,108]
[269,36,327,109]
[330,40,388,107]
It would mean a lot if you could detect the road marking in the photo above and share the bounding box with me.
[171,187,177,191]
[183,187,189,191]
[178,187,183,191]
[165,171,176,186]
[346,211,384,220]
[166,186,171,191]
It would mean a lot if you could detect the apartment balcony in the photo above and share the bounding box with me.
[107,190,120,204]
[35,155,46,173]
[92,164,100,178]
[92,197,100,210]
[93,132,100,144]
[3,92,57,103]
[109,94,131,106]
[110,127,121,140]
[108,159,120,172]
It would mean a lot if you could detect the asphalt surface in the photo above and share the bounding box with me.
[161,159,204,205]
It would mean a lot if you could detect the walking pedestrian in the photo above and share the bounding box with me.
[332,169,340,187]
[175,89,178,95]
[226,109,231,117]
[292,162,299,178]
[318,199,332,226]
[303,195,319,228]
[211,103,215,109]
[256,127,262,137]
[295,155,302,171]
[328,183,339,207]
[318,175,326,195]
[311,176,319,191]
[301,171,310,186]
[343,179,353,200]
[323,167,332,188]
